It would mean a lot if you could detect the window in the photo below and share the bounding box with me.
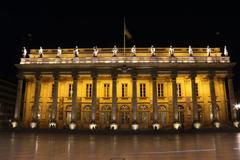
[157,83,164,97]
[104,83,110,98]
[122,83,128,97]
[140,83,146,97]
[68,84,73,97]
[51,83,54,97]
[195,83,199,97]
[86,84,92,98]
[177,83,182,97]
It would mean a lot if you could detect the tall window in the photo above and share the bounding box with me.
[140,83,146,97]
[86,84,92,98]
[157,83,164,97]
[68,84,73,97]
[177,83,182,97]
[104,83,110,98]
[195,83,199,97]
[51,83,54,97]
[122,83,128,97]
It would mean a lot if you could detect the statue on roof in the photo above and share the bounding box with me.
[131,45,136,56]
[224,46,228,56]
[169,46,174,56]
[39,46,43,58]
[74,46,79,57]
[93,46,98,57]
[57,47,62,58]
[22,46,27,58]
[188,45,193,56]
[112,45,118,56]
[207,45,211,56]
[151,45,156,56]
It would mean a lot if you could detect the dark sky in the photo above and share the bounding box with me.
[1,15,240,97]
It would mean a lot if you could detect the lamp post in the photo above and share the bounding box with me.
[233,104,240,128]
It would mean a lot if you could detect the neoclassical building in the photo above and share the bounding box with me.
[12,46,239,130]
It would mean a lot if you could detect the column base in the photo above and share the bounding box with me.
[212,120,221,128]
[110,123,118,130]
[131,122,139,130]
[11,120,18,128]
[89,122,97,130]
[48,121,57,128]
[193,121,202,129]
[30,120,38,129]
[173,122,182,130]
[152,123,160,130]
[69,121,77,130]
[233,121,240,128]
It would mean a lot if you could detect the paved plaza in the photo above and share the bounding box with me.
[1,131,240,160]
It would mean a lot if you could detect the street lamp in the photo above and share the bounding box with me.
[233,104,240,128]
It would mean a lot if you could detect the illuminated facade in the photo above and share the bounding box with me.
[13,46,238,130]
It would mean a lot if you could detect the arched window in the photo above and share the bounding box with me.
[158,105,168,127]
[120,105,130,111]
[83,105,91,123]
[178,105,184,123]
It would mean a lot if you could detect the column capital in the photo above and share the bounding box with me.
[208,71,215,80]
[227,72,234,79]
[16,73,24,80]
[91,71,98,79]
[111,72,118,80]
[131,69,137,80]
[190,71,197,80]
[151,69,158,80]
[53,72,59,80]
[72,71,79,80]
[170,71,177,80]
[35,72,41,80]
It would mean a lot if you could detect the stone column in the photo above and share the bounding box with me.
[209,73,218,122]
[191,72,198,122]
[132,72,137,123]
[152,73,158,123]
[171,73,178,122]
[32,73,41,122]
[227,73,237,121]
[14,74,24,121]
[111,73,117,122]
[51,72,59,123]
[71,72,78,122]
[91,72,97,123]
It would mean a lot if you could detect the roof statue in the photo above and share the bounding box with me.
[22,46,27,58]
[207,45,211,56]
[93,46,98,57]
[188,45,193,56]
[74,46,79,57]
[131,45,136,56]
[169,46,174,56]
[150,45,156,56]
[39,46,43,58]
[224,46,228,56]
[112,45,118,57]
[57,47,62,58]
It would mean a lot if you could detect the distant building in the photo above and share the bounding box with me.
[0,79,16,128]
[13,46,238,130]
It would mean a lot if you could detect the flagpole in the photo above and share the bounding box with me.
[123,17,126,56]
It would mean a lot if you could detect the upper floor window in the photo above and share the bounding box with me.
[104,83,110,98]
[140,83,146,97]
[195,83,199,97]
[157,83,164,97]
[177,83,182,97]
[122,83,128,97]
[68,84,73,97]
[86,83,92,98]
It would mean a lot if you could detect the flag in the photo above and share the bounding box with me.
[124,19,132,40]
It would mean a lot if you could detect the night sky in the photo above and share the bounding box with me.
[1,14,240,97]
